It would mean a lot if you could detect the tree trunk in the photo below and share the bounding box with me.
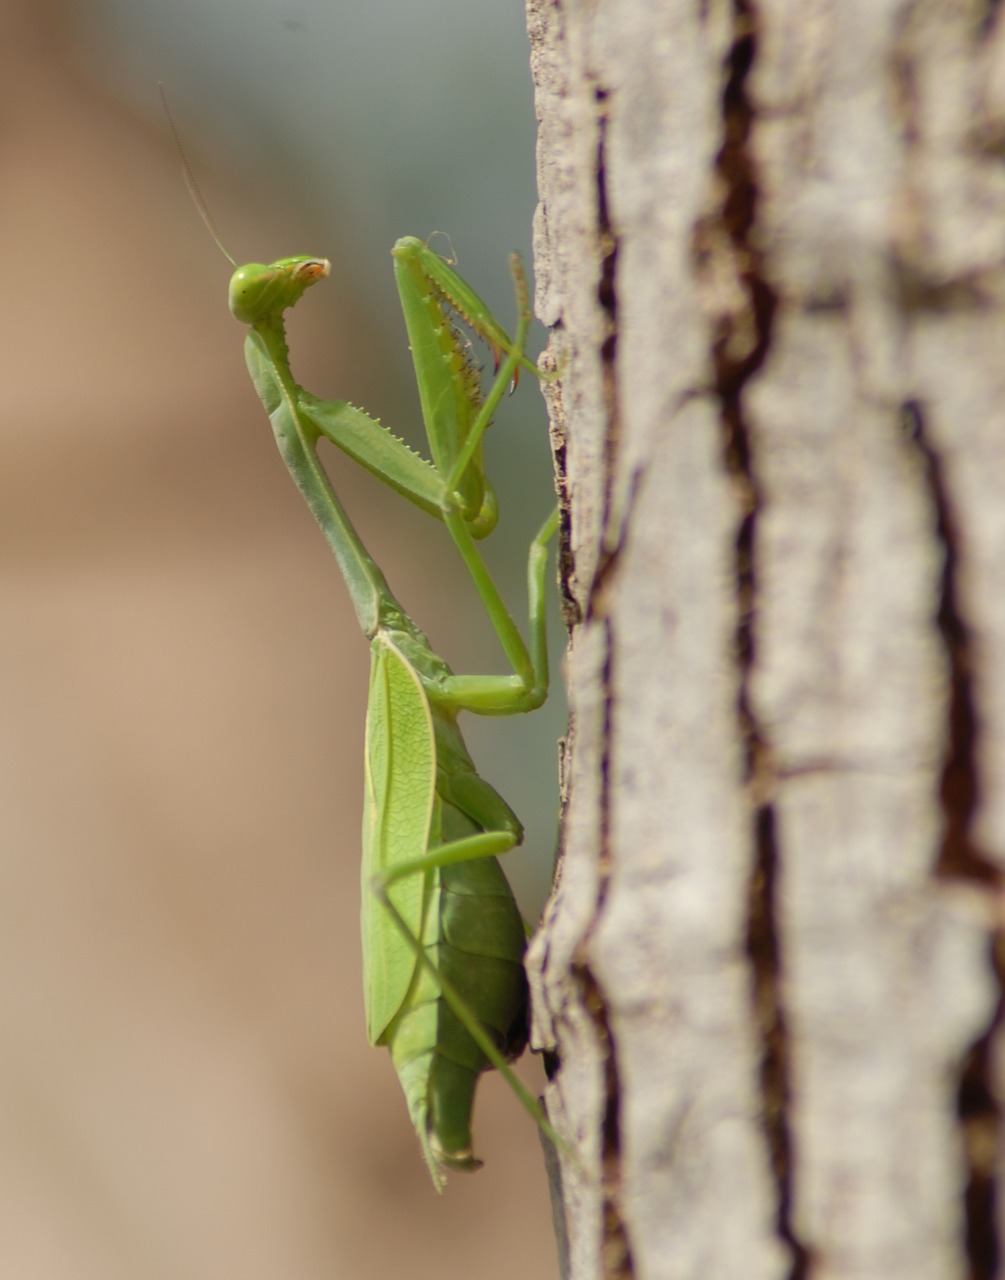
[525,3,1005,1278]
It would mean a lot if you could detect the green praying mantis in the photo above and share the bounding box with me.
[229,235,561,1189]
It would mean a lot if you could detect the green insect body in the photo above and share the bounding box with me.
[231,235,561,1187]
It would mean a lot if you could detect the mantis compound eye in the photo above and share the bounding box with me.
[228,262,274,323]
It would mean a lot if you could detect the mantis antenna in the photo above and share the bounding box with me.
[159,83,237,267]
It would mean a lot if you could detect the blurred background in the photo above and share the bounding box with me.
[1,0,564,1276]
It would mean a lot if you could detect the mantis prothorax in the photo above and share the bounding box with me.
[231,236,561,1189]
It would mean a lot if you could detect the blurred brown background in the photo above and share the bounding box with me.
[1,2,562,1275]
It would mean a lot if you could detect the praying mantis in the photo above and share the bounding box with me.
[230,236,560,1189]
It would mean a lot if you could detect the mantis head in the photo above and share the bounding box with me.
[229,257,332,325]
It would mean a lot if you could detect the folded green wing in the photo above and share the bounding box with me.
[361,635,436,1045]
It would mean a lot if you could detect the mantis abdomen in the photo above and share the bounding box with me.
[386,849,528,1172]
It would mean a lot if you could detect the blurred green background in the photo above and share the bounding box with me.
[2,1,563,1275]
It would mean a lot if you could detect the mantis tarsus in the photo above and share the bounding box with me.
[230,236,560,1189]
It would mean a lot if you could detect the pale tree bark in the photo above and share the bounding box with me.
[524,3,1005,1278]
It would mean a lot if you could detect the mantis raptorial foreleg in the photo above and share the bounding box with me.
[231,237,568,1188]
[233,236,537,541]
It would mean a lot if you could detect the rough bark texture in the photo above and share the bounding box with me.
[525,3,1005,1278]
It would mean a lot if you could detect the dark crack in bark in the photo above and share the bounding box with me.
[900,399,1002,1280]
[587,82,623,610]
[710,5,809,1278]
